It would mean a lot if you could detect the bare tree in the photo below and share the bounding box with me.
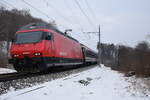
[135,41,149,51]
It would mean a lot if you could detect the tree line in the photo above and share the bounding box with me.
[101,41,150,77]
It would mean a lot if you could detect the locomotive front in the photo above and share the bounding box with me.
[9,23,53,72]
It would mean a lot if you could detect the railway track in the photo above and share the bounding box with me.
[0,71,47,82]
[0,69,66,82]
[0,72,28,82]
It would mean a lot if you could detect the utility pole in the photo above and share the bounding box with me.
[84,24,101,67]
[98,25,101,67]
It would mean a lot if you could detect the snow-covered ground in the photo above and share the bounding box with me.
[0,68,16,74]
[0,65,150,100]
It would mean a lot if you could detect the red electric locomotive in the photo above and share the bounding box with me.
[9,22,84,72]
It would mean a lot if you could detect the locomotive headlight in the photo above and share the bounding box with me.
[13,54,19,57]
[34,52,42,56]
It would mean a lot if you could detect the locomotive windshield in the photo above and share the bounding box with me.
[15,31,43,44]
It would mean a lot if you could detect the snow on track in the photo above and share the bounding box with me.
[0,65,150,100]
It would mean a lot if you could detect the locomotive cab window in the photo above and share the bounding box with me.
[15,31,52,44]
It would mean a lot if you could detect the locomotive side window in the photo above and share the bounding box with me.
[42,32,52,40]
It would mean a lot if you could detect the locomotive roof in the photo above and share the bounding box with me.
[19,22,58,31]
[18,22,78,42]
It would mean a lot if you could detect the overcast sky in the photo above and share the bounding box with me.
[0,0,150,50]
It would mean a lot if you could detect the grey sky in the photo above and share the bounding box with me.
[1,0,150,50]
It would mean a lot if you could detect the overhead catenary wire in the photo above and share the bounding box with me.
[63,0,84,30]
[21,0,69,30]
[44,0,69,22]
[43,0,80,30]
[63,0,89,39]
[74,0,96,30]
[84,0,98,23]
[0,2,9,8]
[63,0,96,44]
[1,0,16,8]
[21,0,53,21]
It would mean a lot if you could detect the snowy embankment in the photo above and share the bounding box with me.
[0,68,16,74]
[0,65,150,100]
